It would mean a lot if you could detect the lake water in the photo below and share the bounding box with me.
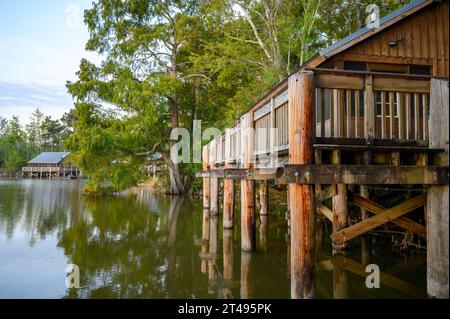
[0,180,426,298]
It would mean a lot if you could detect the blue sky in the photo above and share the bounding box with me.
[0,0,100,124]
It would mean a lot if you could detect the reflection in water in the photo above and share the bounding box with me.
[240,252,251,299]
[0,180,427,298]
[258,215,268,253]
[208,215,219,295]
[222,229,234,299]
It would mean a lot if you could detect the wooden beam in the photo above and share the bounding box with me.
[315,185,337,203]
[331,194,427,244]
[349,193,426,238]
[315,73,364,90]
[373,77,430,93]
[317,204,333,222]
[283,165,449,185]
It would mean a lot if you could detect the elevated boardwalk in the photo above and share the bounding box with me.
[197,0,449,299]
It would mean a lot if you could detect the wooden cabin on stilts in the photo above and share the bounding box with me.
[197,0,449,299]
[22,152,81,179]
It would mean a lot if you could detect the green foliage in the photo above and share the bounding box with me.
[65,0,407,193]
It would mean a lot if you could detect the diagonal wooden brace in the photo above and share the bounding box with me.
[331,193,427,244]
[349,193,426,238]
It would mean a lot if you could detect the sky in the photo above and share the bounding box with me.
[0,0,101,124]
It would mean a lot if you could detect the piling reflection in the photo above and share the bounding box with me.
[240,252,251,299]
[258,215,268,253]
[0,180,427,299]
[222,229,234,299]
[200,209,210,274]
[208,215,219,295]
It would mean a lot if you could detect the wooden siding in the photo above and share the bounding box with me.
[321,0,449,78]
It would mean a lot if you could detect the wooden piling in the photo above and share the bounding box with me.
[288,71,316,299]
[259,181,269,215]
[331,150,348,252]
[241,112,256,251]
[202,146,210,209]
[427,78,449,298]
[223,129,235,228]
[209,141,219,216]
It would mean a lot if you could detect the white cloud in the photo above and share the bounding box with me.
[0,81,73,124]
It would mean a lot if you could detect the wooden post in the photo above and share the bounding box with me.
[331,150,348,252]
[288,71,316,299]
[364,75,375,140]
[209,141,219,216]
[202,145,210,209]
[223,129,235,228]
[259,181,269,215]
[241,112,256,251]
[427,78,449,298]
[358,150,371,264]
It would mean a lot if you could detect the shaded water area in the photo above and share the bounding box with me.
[0,180,426,298]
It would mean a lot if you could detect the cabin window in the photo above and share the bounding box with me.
[344,61,366,71]
[410,65,431,75]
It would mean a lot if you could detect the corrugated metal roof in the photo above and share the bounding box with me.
[28,152,70,164]
[319,0,429,58]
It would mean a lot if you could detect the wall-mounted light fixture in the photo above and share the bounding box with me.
[388,36,404,47]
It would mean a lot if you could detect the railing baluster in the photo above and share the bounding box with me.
[423,94,428,141]
[389,92,395,139]
[414,93,420,140]
[321,88,326,138]
[330,89,335,137]
[355,90,360,138]
[339,90,345,138]
[381,91,386,139]
[346,90,352,138]
[397,92,403,140]
[405,93,411,139]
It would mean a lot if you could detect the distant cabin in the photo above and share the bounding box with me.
[22,152,80,179]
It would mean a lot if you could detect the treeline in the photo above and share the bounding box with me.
[0,109,73,176]
[66,0,409,194]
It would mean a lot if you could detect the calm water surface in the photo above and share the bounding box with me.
[0,180,426,298]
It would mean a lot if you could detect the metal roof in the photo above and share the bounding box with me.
[28,152,70,164]
[319,0,430,58]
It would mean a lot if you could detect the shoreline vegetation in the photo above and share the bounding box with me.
[1,1,409,196]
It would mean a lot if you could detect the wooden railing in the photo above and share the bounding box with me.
[205,69,432,168]
[313,69,430,142]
